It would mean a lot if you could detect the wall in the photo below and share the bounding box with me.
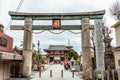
[114,51,120,69]
[0,61,11,80]
[115,25,120,46]
[0,32,13,52]
[0,61,4,80]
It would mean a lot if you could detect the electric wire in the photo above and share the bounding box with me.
[5,0,25,30]
[4,0,25,40]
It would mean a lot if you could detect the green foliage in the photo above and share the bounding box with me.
[19,41,42,64]
[32,50,42,63]
[68,50,79,60]
[41,56,47,60]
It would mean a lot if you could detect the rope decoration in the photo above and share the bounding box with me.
[32,30,45,34]
[48,30,65,34]
[26,26,90,34]
[81,26,90,32]
[68,30,81,34]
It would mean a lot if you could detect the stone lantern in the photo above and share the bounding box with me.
[104,34,115,69]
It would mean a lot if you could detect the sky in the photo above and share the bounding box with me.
[0,0,118,54]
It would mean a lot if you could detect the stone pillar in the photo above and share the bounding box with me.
[81,18,92,79]
[22,18,33,77]
[94,19,105,80]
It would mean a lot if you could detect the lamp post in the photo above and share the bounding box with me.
[38,40,40,54]
[37,40,40,69]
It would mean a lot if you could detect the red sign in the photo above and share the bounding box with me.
[0,32,13,52]
[52,19,61,29]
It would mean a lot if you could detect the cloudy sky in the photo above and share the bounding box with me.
[0,0,118,54]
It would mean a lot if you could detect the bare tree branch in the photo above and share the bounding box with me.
[109,0,120,19]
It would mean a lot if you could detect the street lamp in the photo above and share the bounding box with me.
[37,40,41,69]
[38,40,40,54]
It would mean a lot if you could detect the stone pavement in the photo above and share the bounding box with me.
[31,64,83,80]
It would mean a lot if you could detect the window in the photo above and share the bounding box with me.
[0,37,7,47]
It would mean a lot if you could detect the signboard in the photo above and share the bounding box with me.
[0,52,23,60]
[0,32,13,52]
[54,56,60,60]
[52,19,61,29]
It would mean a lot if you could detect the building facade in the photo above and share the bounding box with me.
[44,45,72,64]
[0,24,23,80]
[112,21,120,69]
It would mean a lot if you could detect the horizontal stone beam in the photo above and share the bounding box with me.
[10,25,24,30]
[11,25,94,30]
[9,10,105,20]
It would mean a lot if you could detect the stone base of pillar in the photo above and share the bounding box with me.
[22,50,32,78]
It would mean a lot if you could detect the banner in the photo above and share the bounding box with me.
[52,19,61,29]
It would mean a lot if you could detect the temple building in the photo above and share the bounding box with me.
[44,45,73,64]
[0,24,23,80]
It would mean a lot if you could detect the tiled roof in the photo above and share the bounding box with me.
[48,45,69,50]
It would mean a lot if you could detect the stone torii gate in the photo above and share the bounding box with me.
[9,10,105,78]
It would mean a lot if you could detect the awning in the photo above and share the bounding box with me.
[0,51,23,60]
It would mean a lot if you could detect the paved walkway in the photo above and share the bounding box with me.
[31,64,83,80]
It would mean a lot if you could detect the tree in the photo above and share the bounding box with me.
[19,41,35,51]
[68,50,79,60]
[32,50,42,63]
[41,55,47,60]
[109,0,120,20]
[90,30,96,70]
[19,41,41,63]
